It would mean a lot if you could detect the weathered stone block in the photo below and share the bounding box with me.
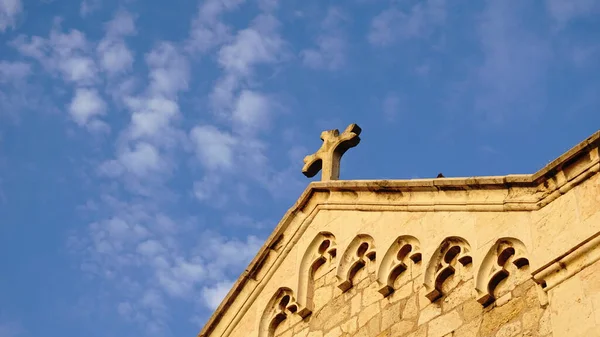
[442,279,474,312]
[495,321,522,337]
[479,298,525,336]
[358,302,380,328]
[428,310,463,337]
[323,327,341,337]
[417,303,442,325]
[402,294,419,319]
[390,320,415,336]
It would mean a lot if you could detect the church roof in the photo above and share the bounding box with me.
[198,128,600,337]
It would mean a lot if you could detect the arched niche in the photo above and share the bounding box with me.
[377,235,422,297]
[258,288,299,337]
[423,236,473,302]
[475,237,530,307]
[336,234,376,292]
[296,232,337,317]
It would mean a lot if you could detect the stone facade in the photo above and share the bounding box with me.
[197,130,600,337]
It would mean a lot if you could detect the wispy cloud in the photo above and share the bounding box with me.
[80,0,101,17]
[69,88,108,132]
[189,11,295,204]
[368,0,445,46]
[546,0,600,27]
[0,61,30,82]
[190,125,237,171]
[201,281,234,310]
[9,20,113,130]
[61,6,282,333]
[0,0,21,32]
[69,203,263,333]
[301,7,348,70]
[187,0,247,54]
[97,10,136,76]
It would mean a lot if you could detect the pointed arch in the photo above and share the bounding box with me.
[423,236,473,302]
[296,232,337,317]
[476,237,530,306]
[258,288,299,337]
[336,234,376,292]
[377,235,422,297]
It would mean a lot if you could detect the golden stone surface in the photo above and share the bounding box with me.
[198,129,600,337]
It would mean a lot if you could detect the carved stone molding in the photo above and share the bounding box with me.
[297,232,337,317]
[424,237,473,302]
[336,234,376,292]
[377,235,422,297]
[475,238,530,307]
[258,288,299,337]
[532,231,600,292]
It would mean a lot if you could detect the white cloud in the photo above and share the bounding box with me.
[69,88,106,127]
[105,10,136,37]
[0,0,22,32]
[96,41,189,196]
[187,0,247,53]
[201,13,286,173]
[126,96,180,142]
[201,281,233,310]
[232,90,271,132]
[368,0,446,46]
[137,240,166,257]
[301,8,347,70]
[97,11,136,75]
[0,61,30,82]
[73,194,268,333]
[118,142,165,178]
[60,56,97,83]
[80,0,100,17]
[301,34,345,70]
[65,7,297,333]
[157,259,205,297]
[188,12,305,207]
[190,125,237,171]
[217,16,285,77]
[195,234,262,277]
[86,120,110,133]
[146,42,189,96]
[12,27,98,85]
[98,40,134,75]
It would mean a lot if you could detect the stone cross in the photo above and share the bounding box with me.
[302,123,362,181]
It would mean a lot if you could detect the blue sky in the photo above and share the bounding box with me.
[0,0,599,336]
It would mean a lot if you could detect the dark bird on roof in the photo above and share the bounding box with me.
[436,173,445,178]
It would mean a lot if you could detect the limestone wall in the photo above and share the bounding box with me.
[199,138,600,337]
[269,256,550,337]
